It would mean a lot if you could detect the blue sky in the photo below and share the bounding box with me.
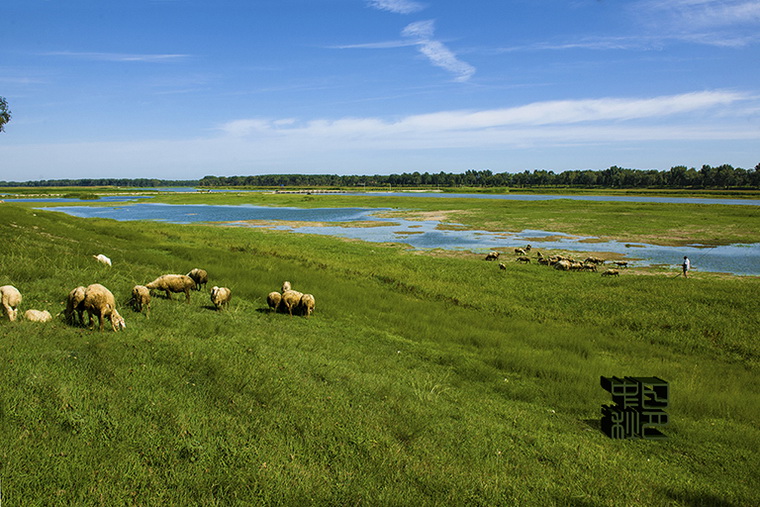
[2,0,759,180]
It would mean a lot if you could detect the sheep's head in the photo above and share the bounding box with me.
[111,310,126,331]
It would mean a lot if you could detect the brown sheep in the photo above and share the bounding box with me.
[1,285,22,322]
[485,251,500,261]
[267,291,282,312]
[516,256,531,263]
[145,274,195,302]
[601,269,620,277]
[514,248,527,255]
[613,261,629,268]
[83,283,126,332]
[186,268,208,291]
[210,286,232,310]
[131,285,151,315]
[65,286,86,325]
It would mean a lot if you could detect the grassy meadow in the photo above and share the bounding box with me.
[0,198,758,505]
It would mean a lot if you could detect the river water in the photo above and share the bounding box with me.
[38,201,760,276]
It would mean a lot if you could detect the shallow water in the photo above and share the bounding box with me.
[41,202,760,276]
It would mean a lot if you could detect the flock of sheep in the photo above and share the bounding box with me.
[485,245,624,277]
[1,253,315,330]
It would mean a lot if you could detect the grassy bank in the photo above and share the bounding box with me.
[1,203,758,505]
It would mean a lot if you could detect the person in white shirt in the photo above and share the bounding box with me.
[682,256,691,278]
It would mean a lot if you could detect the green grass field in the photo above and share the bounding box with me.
[1,200,758,505]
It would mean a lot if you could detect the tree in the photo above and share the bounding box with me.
[0,96,11,133]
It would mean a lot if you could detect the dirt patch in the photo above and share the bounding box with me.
[212,219,398,229]
[376,209,469,223]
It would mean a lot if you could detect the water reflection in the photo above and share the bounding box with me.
[40,202,760,275]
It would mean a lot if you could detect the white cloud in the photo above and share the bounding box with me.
[367,0,425,15]
[40,51,191,62]
[401,20,475,82]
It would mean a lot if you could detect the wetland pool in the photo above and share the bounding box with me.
[40,202,760,276]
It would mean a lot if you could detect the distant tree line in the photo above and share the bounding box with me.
[2,163,759,189]
[0,178,198,188]
[199,164,760,189]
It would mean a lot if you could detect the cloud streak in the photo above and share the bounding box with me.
[367,0,425,15]
[401,20,475,82]
[219,91,751,142]
[40,51,191,62]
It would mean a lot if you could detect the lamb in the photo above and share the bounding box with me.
[267,291,282,312]
[210,286,232,310]
[281,289,304,317]
[499,262,507,271]
[24,309,52,322]
[300,293,316,318]
[1,285,22,322]
[83,283,126,332]
[281,281,292,293]
[186,268,208,291]
[145,274,195,302]
[601,269,620,277]
[485,251,500,261]
[65,286,86,325]
[93,254,112,267]
[516,256,531,263]
[131,285,151,315]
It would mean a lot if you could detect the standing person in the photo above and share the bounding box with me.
[682,256,691,278]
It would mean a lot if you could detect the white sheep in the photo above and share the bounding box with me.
[145,274,195,302]
[267,291,282,312]
[65,286,86,326]
[210,286,232,310]
[485,251,500,261]
[300,293,316,318]
[83,283,126,332]
[281,290,304,317]
[131,285,151,315]
[1,285,22,322]
[24,309,52,322]
[281,281,292,293]
[93,254,112,267]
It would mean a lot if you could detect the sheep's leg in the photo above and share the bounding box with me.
[164,289,171,300]
[185,290,190,303]
[99,309,106,332]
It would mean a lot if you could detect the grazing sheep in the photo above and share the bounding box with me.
[281,290,304,317]
[535,250,543,258]
[499,262,507,271]
[131,285,151,315]
[485,251,500,261]
[514,248,527,256]
[300,293,316,318]
[145,274,195,302]
[93,254,112,267]
[210,286,232,310]
[267,291,282,312]
[584,256,604,265]
[281,281,292,293]
[601,269,620,277]
[65,286,86,325]
[186,268,208,291]
[516,256,531,263]
[582,263,598,272]
[525,244,532,252]
[569,262,584,271]
[538,257,550,266]
[83,283,126,332]
[613,261,629,268]
[1,285,22,322]
[553,260,572,271]
[24,309,52,322]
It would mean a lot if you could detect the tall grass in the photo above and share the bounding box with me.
[1,203,758,505]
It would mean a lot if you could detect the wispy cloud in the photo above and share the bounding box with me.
[219,91,751,141]
[39,51,191,62]
[401,20,475,82]
[367,0,426,15]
